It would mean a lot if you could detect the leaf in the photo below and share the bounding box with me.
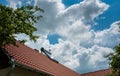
[0,4,43,46]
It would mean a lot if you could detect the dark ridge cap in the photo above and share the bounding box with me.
[49,58,59,64]
[34,49,39,52]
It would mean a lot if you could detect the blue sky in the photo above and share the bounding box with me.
[62,0,83,7]
[47,34,61,45]
[94,0,120,30]
[0,0,7,5]
[0,0,120,74]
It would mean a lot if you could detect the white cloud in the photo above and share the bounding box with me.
[34,0,109,35]
[55,21,119,73]
[6,0,120,74]
[34,0,65,34]
[73,45,113,73]
[61,0,109,24]
[94,21,120,48]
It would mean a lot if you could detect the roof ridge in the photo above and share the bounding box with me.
[17,41,38,51]
[81,68,111,74]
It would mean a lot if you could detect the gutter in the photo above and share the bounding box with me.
[15,62,53,76]
[0,48,52,76]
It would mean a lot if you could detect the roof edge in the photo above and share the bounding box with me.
[81,68,111,74]
[15,62,53,76]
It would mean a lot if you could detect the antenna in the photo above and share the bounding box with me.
[41,47,51,58]
[40,47,59,63]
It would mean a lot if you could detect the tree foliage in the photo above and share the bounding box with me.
[106,24,120,76]
[106,44,120,76]
[0,4,44,46]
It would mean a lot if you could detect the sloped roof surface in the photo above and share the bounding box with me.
[81,69,111,76]
[3,42,80,76]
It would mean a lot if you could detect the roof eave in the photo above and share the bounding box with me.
[15,62,53,76]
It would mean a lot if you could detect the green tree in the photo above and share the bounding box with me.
[106,44,120,76]
[106,24,120,76]
[0,4,44,46]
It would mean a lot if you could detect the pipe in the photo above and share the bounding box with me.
[6,58,15,76]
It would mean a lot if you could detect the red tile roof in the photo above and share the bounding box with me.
[81,69,112,76]
[3,42,80,76]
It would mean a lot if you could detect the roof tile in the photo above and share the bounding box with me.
[3,42,80,76]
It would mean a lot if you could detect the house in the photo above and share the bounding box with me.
[81,69,112,76]
[0,41,80,76]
